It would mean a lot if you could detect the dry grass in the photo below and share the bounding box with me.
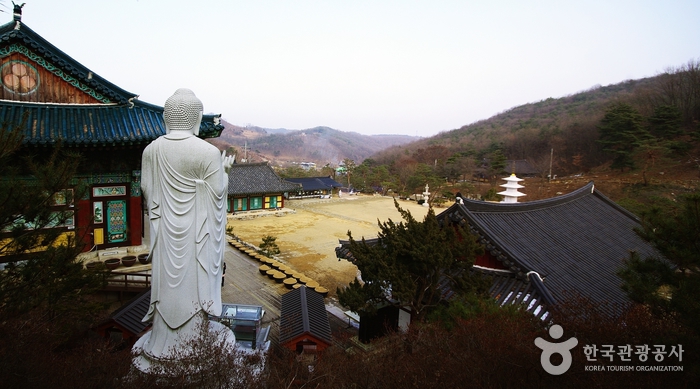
[228,195,430,297]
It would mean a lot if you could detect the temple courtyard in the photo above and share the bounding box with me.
[227,195,430,300]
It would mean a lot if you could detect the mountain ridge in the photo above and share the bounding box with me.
[208,122,420,166]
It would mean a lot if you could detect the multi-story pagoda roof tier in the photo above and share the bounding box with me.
[497,173,525,203]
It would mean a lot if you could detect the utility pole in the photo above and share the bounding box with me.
[548,148,553,182]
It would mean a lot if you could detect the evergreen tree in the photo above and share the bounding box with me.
[337,200,485,322]
[648,104,682,139]
[488,149,508,177]
[0,117,107,323]
[618,193,700,334]
[597,102,650,170]
[259,235,280,258]
[341,158,356,188]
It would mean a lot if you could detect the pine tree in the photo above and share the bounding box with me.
[618,193,700,334]
[648,104,682,139]
[597,102,650,171]
[259,235,280,258]
[0,116,107,321]
[337,200,485,322]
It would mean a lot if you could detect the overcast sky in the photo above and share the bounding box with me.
[7,1,700,136]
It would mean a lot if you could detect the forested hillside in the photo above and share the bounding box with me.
[374,60,699,176]
[323,60,697,201]
[213,60,699,208]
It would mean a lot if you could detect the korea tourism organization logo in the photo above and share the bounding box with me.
[534,324,578,375]
[534,324,684,374]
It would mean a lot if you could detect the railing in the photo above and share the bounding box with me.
[103,271,151,292]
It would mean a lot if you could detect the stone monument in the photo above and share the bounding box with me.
[133,89,235,371]
[422,184,430,207]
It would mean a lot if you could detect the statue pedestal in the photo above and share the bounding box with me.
[132,320,236,375]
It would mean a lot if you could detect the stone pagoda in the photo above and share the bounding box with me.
[497,174,525,203]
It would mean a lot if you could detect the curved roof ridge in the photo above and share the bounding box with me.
[230,161,270,167]
[527,272,557,305]
[0,20,136,103]
[591,185,642,223]
[461,181,595,213]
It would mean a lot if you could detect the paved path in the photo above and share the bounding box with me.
[221,243,286,345]
[220,241,360,348]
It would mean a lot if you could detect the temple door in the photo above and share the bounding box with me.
[90,185,129,248]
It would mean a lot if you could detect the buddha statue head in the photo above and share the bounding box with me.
[163,88,203,135]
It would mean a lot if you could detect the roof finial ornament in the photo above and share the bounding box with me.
[12,2,25,22]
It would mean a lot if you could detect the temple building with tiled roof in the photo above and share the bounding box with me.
[227,162,301,213]
[285,176,343,199]
[279,285,332,354]
[440,181,660,317]
[0,8,224,254]
[337,182,661,320]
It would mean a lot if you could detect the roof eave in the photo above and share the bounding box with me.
[0,21,137,104]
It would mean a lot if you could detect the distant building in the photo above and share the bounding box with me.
[227,162,301,213]
[285,176,343,199]
[506,159,539,177]
[299,162,316,170]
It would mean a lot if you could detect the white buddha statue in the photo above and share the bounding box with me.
[134,89,235,367]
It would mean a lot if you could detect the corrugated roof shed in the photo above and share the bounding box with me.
[228,163,301,196]
[279,285,332,346]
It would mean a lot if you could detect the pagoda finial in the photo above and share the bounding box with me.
[12,2,25,22]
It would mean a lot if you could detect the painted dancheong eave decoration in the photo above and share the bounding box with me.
[0,6,129,105]
[1,47,108,104]
[0,13,224,145]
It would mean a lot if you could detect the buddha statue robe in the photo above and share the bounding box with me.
[139,89,229,359]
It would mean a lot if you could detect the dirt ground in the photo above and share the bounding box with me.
[227,195,430,298]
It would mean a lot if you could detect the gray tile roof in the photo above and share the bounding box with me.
[337,239,554,319]
[1,100,223,146]
[505,159,539,176]
[228,163,301,196]
[285,176,343,191]
[279,285,332,346]
[442,181,660,314]
[100,289,151,337]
